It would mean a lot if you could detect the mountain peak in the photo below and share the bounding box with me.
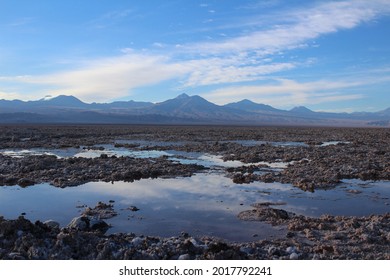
[240,99,255,103]
[42,95,86,107]
[225,99,279,112]
[290,106,313,114]
[176,93,190,99]
[51,95,82,101]
[234,99,257,106]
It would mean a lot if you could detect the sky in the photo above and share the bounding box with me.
[0,0,389,112]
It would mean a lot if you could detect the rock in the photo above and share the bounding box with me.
[67,216,89,230]
[178,254,190,260]
[312,254,320,260]
[132,237,144,247]
[189,238,201,247]
[269,208,289,220]
[17,178,36,188]
[44,220,60,229]
[268,246,281,256]
[83,202,117,219]
[286,246,296,254]
[290,252,299,260]
[0,212,389,259]
[89,218,110,232]
[240,246,254,254]
[286,231,295,238]
[127,206,140,212]
[347,189,362,194]
[8,252,25,260]
[238,203,293,225]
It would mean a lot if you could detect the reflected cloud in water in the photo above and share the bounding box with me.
[0,173,388,241]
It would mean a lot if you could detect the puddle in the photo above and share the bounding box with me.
[74,148,170,159]
[167,152,249,168]
[0,173,388,242]
[0,147,253,168]
[249,179,390,217]
[318,141,350,147]
[0,149,63,158]
[0,173,283,242]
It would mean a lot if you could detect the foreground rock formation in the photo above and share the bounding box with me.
[0,213,388,260]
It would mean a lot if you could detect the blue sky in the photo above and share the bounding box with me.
[0,0,389,112]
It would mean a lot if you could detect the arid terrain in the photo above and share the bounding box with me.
[0,125,389,259]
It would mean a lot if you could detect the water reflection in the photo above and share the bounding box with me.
[0,173,388,242]
[74,149,170,159]
[0,173,284,241]
[0,147,252,168]
[318,141,350,147]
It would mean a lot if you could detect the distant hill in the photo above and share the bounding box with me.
[289,106,314,114]
[225,99,281,113]
[144,94,249,122]
[39,95,87,107]
[0,94,388,127]
[378,107,390,116]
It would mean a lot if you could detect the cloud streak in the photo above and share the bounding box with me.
[202,78,373,107]
[184,1,390,55]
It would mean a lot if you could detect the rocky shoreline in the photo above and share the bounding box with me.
[223,140,390,190]
[0,153,204,188]
[0,211,388,260]
[0,125,389,259]
[1,125,389,190]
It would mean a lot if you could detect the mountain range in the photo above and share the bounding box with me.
[0,94,389,127]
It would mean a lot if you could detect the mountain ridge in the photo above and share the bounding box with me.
[225,99,282,113]
[0,94,389,126]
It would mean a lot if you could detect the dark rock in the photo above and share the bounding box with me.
[127,206,140,212]
[89,218,110,232]
[17,178,36,188]
[67,216,89,231]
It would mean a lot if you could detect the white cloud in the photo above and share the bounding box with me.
[202,78,366,106]
[0,90,24,100]
[183,60,295,87]
[184,1,390,55]
[1,54,188,102]
[0,52,297,102]
[152,42,165,48]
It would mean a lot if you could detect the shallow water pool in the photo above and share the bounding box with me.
[0,172,388,242]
